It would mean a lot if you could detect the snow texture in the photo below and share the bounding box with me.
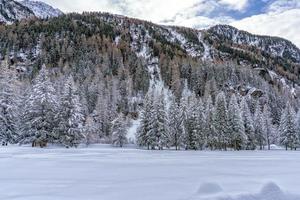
[20,0,63,19]
[0,145,300,200]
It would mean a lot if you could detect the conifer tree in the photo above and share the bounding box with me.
[0,61,20,145]
[21,65,59,147]
[205,96,216,150]
[228,94,246,150]
[296,111,300,138]
[153,91,169,150]
[168,96,184,150]
[213,92,229,150]
[111,113,128,147]
[240,98,256,150]
[254,103,265,150]
[56,75,85,147]
[196,98,206,150]
[185,94,199,150]
[262,105,275,150]
[279,103,298,150]
[137,91,155,149]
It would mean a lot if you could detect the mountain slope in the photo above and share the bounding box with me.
[0,0,34,23]
[0,12,298,110]
[0,12,299,147]
[20,0,63,19]
[0,0,62,23]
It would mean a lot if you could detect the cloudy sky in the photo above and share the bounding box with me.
[39,0,300,47]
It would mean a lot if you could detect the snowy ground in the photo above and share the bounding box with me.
[1,145,300,200]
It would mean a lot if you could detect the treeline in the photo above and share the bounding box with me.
[0,62,135,147]
[0,60,299,150]
[137,89,300,151]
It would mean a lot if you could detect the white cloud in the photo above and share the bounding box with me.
[231,9,300,48]
[218,0,249,11]
[267,0,300,13]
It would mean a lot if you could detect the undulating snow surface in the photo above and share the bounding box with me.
[0,145,300,200]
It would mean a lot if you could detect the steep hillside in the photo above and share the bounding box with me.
[0,0,34,23]
[0,0,62,23]
[20,0,63,19]
[0,12,299,147]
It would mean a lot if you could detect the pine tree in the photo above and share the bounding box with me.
[228,94,246,150]
[279,103,298,150]
[240,98,256,150]
[111,114,128,147]
[153,91,169,150]
[262,105,275,150]
[0,61,20,145]
[205,96,216,150]
[296,111,300,138]
[254,103,265,150]
[196,98,206,150]
[137,91,155,149]
[55,75,85,148]
[168,96,184,150]
[179,95,188,149]
[213,92,229,150]
[21,65,59,147]
[185,94,199,150]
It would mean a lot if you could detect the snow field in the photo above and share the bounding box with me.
[0,145,300,200]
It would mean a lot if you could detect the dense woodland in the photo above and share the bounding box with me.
[0,12,299,150]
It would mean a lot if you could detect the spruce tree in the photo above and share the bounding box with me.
[205,96,216,150]
[296,111,300,138]
[111,114,128,147]
[56,75,85,147]
[21,65,59,147]
[196,98,206,150]
[254,103,265,150]
[185,94,199,150]
[168,96,184,150]
[137,91,155,149]
[0,61,20,145]
[213,92,229,150]
[262,105,275,150]
[153,91,169,150]
[279,103,298,150]
[228,94,246,150]
[240,98,256,150]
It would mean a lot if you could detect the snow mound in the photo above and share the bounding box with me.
[197,183,223,195]
[219,183,300,200]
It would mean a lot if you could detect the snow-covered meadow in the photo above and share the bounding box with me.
[1,145,300,200]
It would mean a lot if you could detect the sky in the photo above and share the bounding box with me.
[39,0,300,47]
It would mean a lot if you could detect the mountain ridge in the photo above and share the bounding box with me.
[0,0,62,23]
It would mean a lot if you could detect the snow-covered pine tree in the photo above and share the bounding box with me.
[179,95,188,149]
[0,60,20,145]
[240,98,256,150]
[92,89,109,139]
[296,111,300,138]
[204,95,216,150]
[254,103,265,150]
[228,94,246,150]
[56,75,85,148]
[137,91,155,149]
[21,65,59,147]
[196,98,206,150]
[111,113,128,147]
[213,92,229,150]
[153,91,169,150]
[279,103,298,150]
[185,93,199,150]
[262,105,276,150]
[168,95,184,150]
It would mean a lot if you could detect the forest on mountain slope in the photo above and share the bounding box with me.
[0,12,299,150]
